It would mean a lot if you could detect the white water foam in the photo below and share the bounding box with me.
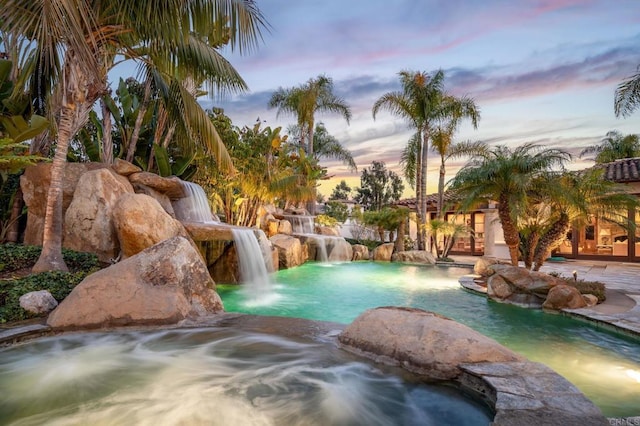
[173,181,217,223]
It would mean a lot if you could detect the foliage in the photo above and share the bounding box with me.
[363,207,408,241]
[324,201,349,222]
[579,131,640,163]
[315,214,338,227]
[450,143,571,266]
[330,179,352,200]
[615,67,640,117]
[0,271,87,322]
[0,243,100,274]
[194,109,317,226]
[426,218,469,260]
[355,161,404,211]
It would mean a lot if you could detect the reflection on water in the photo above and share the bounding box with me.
[0,328,491,426]
[218,261,640,418]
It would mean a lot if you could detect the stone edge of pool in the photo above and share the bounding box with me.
[0,312,612,425]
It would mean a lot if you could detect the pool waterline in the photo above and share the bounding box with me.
[217,261,640,418]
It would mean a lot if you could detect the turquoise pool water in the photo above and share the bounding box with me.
[217,261,640,418]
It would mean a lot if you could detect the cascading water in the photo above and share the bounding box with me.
[172,181,217,223]
[231,229,276,305]
[284,215,315,234]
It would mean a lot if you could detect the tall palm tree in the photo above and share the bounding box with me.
[579,130,640,163]
[268,75,351,213]
[430,127,487,219]
[372,69,479,249]
[615,67,640,117]
[268,75,351,158]
[450,143,571,266]
[2,0,267,272]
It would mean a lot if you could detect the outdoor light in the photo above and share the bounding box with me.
[572,270,578,281]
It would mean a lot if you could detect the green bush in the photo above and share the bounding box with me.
[0,271,87,323]
[0,243,100,273]
[570,279,606,302]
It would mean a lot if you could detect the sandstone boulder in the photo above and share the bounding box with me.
[542,284,588,310]
[128,172,184,198]
[391,250,436,265]
[372,242,394,261]
[277,219,292,235]
[583,294,599,307]
[351,244,370,261]
[111,158,141,176]
[270,234,305,269]
[112,193,191,259]
[486,264,565,308]
[473,257,507,276]
[338,307,524,380]
[47,236,223,329]
[19,290,58,314]
[316,225,340,236]
[327,237,353,262]
[131,183,176,217]
[20,162,107,245]
[63,168,134,262]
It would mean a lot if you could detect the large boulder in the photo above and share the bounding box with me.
[20,162,108,245]
[327,237,353,262]
[351,244,370,261]
[473,257,508,276]
[19,290,58,315]
[391,250,436,265]
[47,237,223,329]
[372,242,394,261]
[316,225,340,236]
[111,158,141,176]
[112,193,191,259]
[270,234,305,269]
[63,168,134,262]
[131,183,176,218]
[338,307,524,380]
[486,264,565,308]
[128,172,185,198]
[542,284,588,310]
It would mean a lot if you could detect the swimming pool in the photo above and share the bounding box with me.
[218,261,640,417]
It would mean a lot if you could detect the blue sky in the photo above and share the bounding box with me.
[204,0,640,196]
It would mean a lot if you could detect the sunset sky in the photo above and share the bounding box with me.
[205,0,640,197]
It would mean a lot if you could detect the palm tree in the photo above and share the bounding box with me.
[2,0,267,272]
[430,127,487,219]
[450,143,571,266]
[268,75,352,213]
[615,67,640,117]
[579,130,640,163]
[527,169,639,271]
[372,69,479,249]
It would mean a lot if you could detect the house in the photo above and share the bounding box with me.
[395,157,640,262]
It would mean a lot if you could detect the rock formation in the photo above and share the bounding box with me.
[270,234,306,269]
[391,250,436,265]
[351,244,370,261]
[338,306,524,380]
[47,237,223,329]
[19,290,58,314]
[372,242,394,261]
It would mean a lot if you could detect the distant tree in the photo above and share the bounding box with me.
[355,161,404,211]
[330,180,352,200]
[324,201,349,222]
[579,131,640,163]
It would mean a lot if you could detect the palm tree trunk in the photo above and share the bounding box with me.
[498,193,520,266]
[533,213,570,271]
[32,105,75,273]
[306,122,316,215]
[394,218,406,253]
[437,157,445,219]
[522,230,539,270]
[415,140,423,250]
[5,186,23,243]
[101,97,113,163]
[126,77,152,163]
[418,128,429,250]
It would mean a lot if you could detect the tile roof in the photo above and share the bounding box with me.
[602,157,640,183]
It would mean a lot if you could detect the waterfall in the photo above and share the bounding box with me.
[232,229,273,300]
[310,236,329,262]
[285,215,315,234]
[173,182,216,223]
